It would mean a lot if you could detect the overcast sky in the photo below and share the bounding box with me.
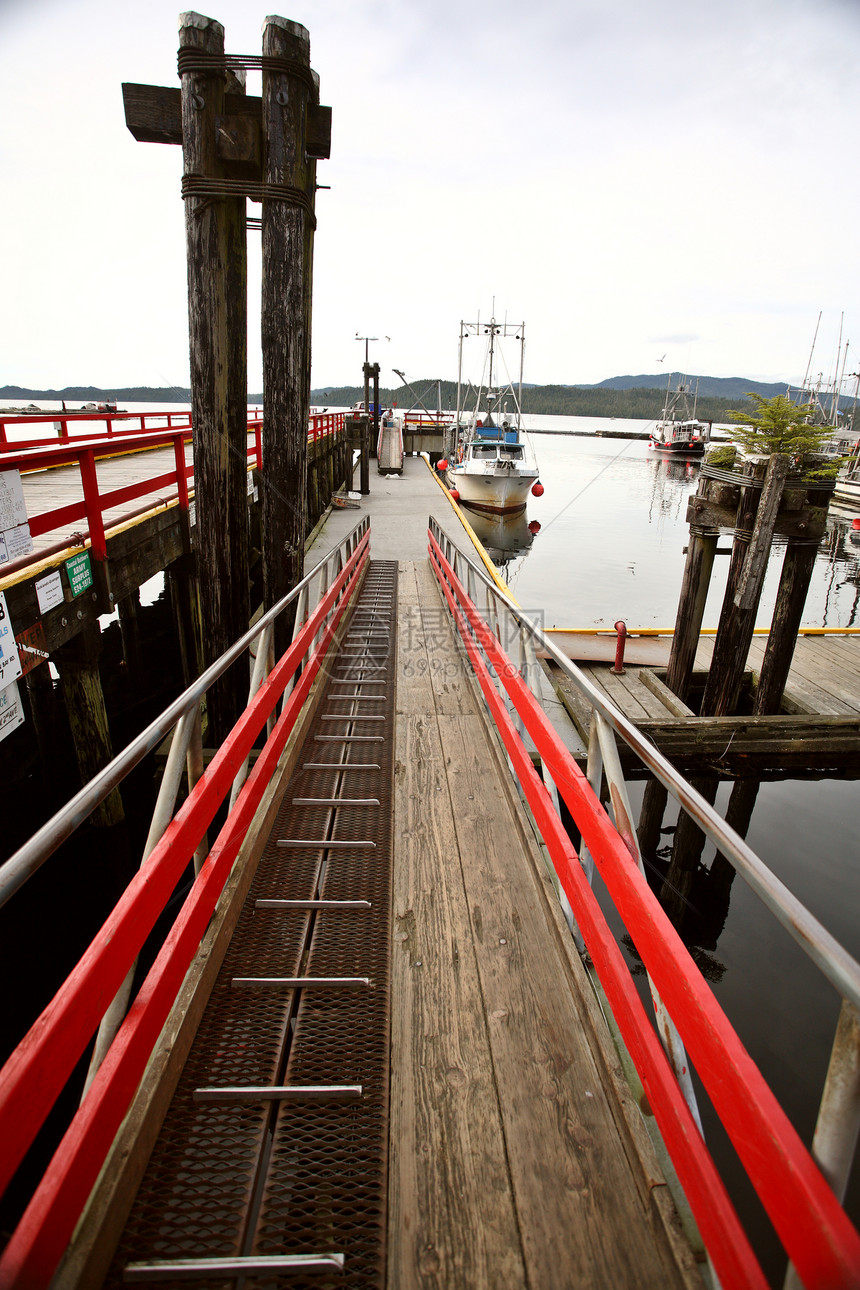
[2,0,858,394]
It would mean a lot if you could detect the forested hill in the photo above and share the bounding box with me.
[582,373,790,400]
[309,380,759,422]
[2,376,781,422]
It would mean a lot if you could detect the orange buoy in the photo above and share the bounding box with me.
[449,488,460,501]
[528,520,541,534]
[532,481,544,497]
[437,458,448,471]
[852,518,860,530]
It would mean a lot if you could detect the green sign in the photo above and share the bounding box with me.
[65,551,93,598]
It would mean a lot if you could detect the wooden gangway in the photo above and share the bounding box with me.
[1,456,860,1288]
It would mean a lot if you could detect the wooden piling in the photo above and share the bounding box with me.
[179,13,250,743]
[701,455,787,717]
[167,555,203,689]
[260,17,315,654]
[55,624,124,827]
[117,590,143,676]
[665,528,719,704]
[753,540,820,715]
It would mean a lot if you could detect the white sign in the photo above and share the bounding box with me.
[0,591,22,688]
[0,470,28,531]
[0,471,33,566]
[35,570,64,615]
[0,522,34,566]
[189,500,196,527]
[0,680,24,742]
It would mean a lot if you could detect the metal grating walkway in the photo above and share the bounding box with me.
[110,561,398,1288]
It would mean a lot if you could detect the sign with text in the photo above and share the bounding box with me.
[15,621,48,676]
[35,570,63,615]
[0,471,33,567]
[0,681,24,743]
[65,551,93,597]
[0,591,22,689]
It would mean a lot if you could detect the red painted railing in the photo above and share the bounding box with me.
[0,410,346,569]
[0,409,344,453]
[428,525,860,1290]
[0,524,369,1288]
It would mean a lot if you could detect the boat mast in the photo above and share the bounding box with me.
[456,320,465,426]
[801,311,822,398]
[517,322,525,431]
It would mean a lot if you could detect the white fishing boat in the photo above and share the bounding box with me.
[649,376,710,456]
[444,315,541,514]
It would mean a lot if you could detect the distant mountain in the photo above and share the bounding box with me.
[5,373,835,422]
[581,373,792,399]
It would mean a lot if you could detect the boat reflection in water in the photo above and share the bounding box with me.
[462,506,539,570]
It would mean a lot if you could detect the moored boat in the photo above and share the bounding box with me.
[444,315,541,514]
[649,375,710,456]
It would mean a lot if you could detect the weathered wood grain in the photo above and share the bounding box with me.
[390,680,525,1284]
[390,560,702,1288]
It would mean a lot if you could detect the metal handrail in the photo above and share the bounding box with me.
[0,517,370,910]
[0,518,370,1289]
[429,517,860,1011]
[429,514,860,1273]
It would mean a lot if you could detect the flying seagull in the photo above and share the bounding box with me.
[656,354,666,363]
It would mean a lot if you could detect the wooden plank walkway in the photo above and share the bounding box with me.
[389,561,702,1287]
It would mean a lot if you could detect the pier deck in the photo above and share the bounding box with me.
[547,633,860,776]
[76,553,700,1288]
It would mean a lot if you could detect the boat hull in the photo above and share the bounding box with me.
[445,465,536,514]
[648,439,706,456]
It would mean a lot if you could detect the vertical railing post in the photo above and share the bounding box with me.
[79,449,107,563]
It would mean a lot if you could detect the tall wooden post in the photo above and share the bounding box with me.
[664,528,719,703]
[261,17,315,655]
[371,362,381,458]
[179,13,249,743]
[55,625,124,828]
[753,539,820,715]
[701,455,788,716]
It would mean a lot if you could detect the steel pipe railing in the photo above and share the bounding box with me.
[428,515,860,1287]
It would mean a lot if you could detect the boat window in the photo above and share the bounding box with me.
[501,446,524,459]
[473,445,497,458]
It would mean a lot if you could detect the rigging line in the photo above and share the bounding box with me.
[534,425,659,540]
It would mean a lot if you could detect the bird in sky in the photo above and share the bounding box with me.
[656,354,666,363]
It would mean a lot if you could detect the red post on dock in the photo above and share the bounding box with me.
[612,620,627,674]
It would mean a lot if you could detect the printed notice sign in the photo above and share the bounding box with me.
[66,551,93,597]
[35,570,64,615]
[0,471,33,566]
[0,681,24,743]
[0,591,22,689]
[16,621,48,677]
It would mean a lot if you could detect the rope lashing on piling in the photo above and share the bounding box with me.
[180,176,317,226]
[176,49,317,97]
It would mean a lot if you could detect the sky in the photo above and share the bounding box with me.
[1,0,859,395]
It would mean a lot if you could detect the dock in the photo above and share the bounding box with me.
[1,444,859,1289]
[546,631,860,776]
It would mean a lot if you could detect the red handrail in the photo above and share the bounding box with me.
[2,411,345,569]
[428,528,860,1290]
[0,529,369,1288]
[0,409,344,452]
